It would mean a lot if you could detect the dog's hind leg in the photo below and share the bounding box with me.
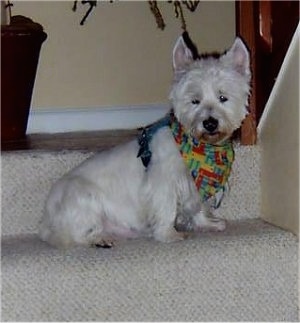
[40,175,109,248]
[84,227,115,248]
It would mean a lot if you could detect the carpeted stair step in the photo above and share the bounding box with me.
[2,145,298,321]
[1,219,298,321]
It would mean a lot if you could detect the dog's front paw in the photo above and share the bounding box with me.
[203,217,226,232]
[194,213,226,232]
[154,227,188,243]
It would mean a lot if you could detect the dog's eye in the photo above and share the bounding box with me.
[191,99,200,105]
[219,95,228,103]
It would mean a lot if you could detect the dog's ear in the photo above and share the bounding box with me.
[226,37,250,78]
[173,35,194,72]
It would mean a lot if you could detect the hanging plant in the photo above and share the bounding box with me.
[148,0,200,31]
[72,0,98,26]
[72,0,200,31]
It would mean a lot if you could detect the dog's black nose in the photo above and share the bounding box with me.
[203,117,219,133]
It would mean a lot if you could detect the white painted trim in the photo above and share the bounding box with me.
[257,22,299,140]
[27,104,170,134]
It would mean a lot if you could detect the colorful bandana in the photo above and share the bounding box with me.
[170,117,234,208]
[137,112,234,208]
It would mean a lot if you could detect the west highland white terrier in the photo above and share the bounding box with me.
[39,33,251,248]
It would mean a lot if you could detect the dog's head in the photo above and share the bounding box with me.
[169,34,251,144]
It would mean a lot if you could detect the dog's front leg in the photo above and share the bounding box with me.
[150,183,188,243]
[153,211,188,243]
[176,177,226,232]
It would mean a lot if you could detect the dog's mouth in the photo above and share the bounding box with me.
[201,131,226,144]
[203,131,220,141]
[191,128,223,144]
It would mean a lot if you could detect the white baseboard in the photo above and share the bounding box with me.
[27,104,170,134]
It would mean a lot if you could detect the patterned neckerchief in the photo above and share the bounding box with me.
[170,115,234,208]
[137,112,234,208]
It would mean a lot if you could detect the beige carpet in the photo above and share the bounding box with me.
[1,145,299,321]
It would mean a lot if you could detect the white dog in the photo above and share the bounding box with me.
[39,34,251,248]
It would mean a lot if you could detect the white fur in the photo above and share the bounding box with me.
[39,37,251,248]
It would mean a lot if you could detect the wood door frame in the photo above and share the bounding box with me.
[236,0,299,145]
[236,0,258,145]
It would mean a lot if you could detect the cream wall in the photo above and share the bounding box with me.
[258,24,299,236]
[13,1,235,110]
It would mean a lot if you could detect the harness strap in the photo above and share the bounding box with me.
[137,114,171,168]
